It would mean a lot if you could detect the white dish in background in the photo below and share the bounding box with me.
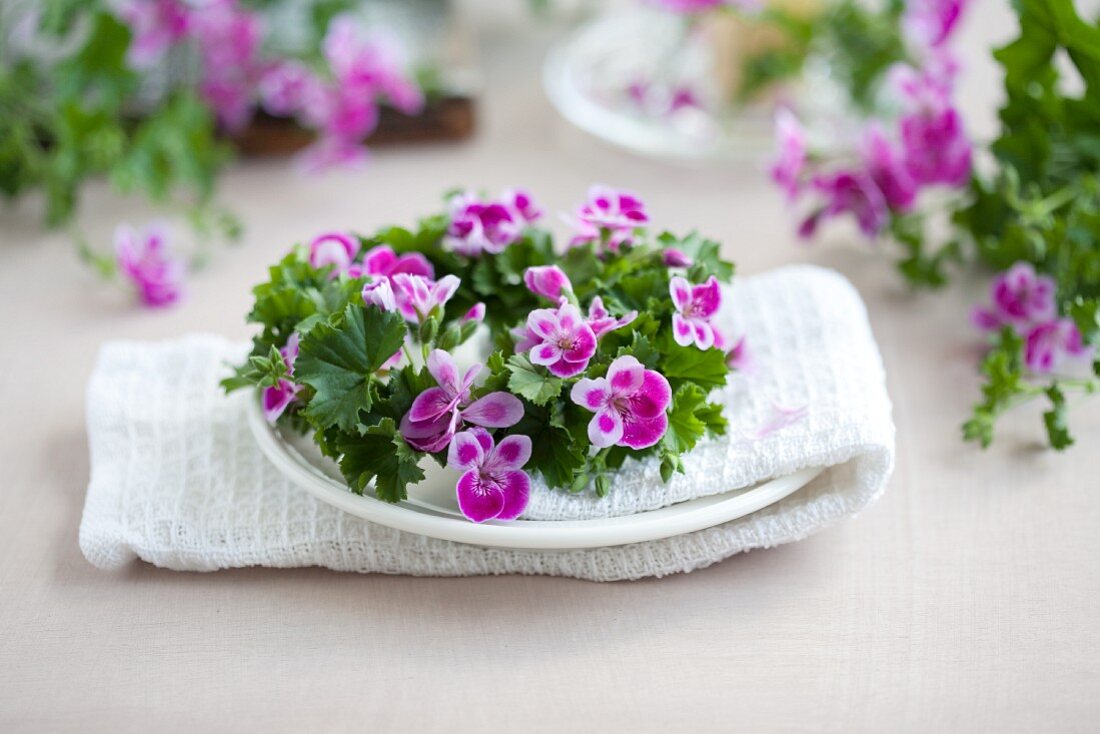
[249,393,824,550]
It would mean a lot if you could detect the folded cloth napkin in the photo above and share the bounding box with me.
[79,265,894,581]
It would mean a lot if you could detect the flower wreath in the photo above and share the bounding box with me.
[225,186,746,523]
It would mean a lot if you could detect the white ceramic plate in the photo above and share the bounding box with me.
[249,394,824,550]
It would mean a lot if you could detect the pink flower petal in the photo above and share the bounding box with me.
[470,426,494,454]
[456,471,505,523]
[606,355,645,396]
[629,370,672,419]
[493,470,531,521]
[621,414,668,449]
[570,378,610,411]
[669,276,692,311]
[546,358,587,378]
[363,245,397,275]
[530,342,564,367]
[671,313,695,347]
[462,392,524,428]
[527,310,560,340]
[692,321,716,350]
[692,276,722,318]
[399,410,458,453]
[588,408,624,448]
[488,434,532,472]
[262,380,297,422]
[561,324,597,364]
[447,430,486,471]
[391,252,435,278]
[407,386,457,424]
[427,349,462,397]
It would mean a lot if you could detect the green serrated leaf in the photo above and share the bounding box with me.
[505,355,564,406]
[295,305,408,431]
[337,418,425,502]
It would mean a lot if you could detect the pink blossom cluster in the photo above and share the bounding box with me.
[971,263,1090,375]
[772,1,972,239]
[262,15,424,171]
[262,333,302,422]
[566,186,650,251]
[445,189,543,256]
[116,2,421,170]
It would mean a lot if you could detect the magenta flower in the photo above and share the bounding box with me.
[860,124,917,211]
[447,428,532,523]
[900,105,971,188]
[670,275,722,350]
[190,0,265,131]
[114,223,186,308]
[118,0,190,68]
[350,244,435,281]
[309,232,360,275]
[662,248,693,268]
[400,350,524,453]
[770,108,806,200]
[262,333,302,422]
[503,188,543,223]
[586,296,637,339]
[1025,319,1089,374]
[445,192,523,256]
[463,303,486,325]
[391,274,461,324]
[520,302,598,378]
[361,277,397,311]
[322,15,424,116]
[570,356,672,449]
[260,61,313,116]
[971,262,1057,333]
[800,171,889,239]
[903,0,966,48]
[568,186,650,250]
[523,265,573,301]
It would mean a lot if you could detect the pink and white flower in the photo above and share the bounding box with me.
[361,277,397,311]
[391,274,461,323]
[309,232,360,275]
[118,0,191,68]
[799,171,889,239]
[585,296,637,339]
[770,108,806,200]
[259,61,312,116]
[669,275,722,350]
[399,350,524,453]
[348,244,435,281]
[1024,319,1089,375]
[463,303,486,325]
[568,185,650,250]
[570,356,672,449]
[445,192,524,256]
[715,329,751,371]
[662,248,693,268]
[447,428,532,523]
[518,301,598,378]
[903,0,967,49]
[190,0,265,131]
[523,265,572,301]
[860,124,917,212]
[503,188,544,223]
[262,333,302,422]
[114,222,186,308]
[971,262,1057,333]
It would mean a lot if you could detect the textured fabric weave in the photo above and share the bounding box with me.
[79,265,894,581]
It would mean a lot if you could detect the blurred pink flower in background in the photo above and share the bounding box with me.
[119,0,190,68]
[114,223,186,308]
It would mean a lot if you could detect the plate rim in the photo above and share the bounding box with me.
[248,393,824,550]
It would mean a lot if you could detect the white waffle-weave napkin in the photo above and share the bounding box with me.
[79,265,894,581]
